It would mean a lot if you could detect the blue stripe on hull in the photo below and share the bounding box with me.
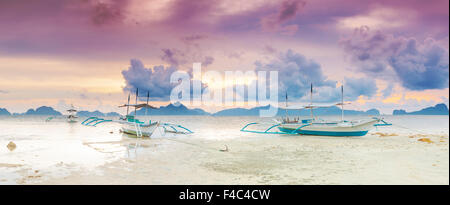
[278,127,368,137]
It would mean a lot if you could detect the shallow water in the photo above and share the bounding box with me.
[0,115,448,184]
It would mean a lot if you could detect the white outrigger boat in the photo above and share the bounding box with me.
[117,92,159,137]
[67,104,78,123]
[241,84,391,137]
[81,88,193,137]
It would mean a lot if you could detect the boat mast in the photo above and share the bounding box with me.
[310,83,314,119]
[341,84,344,122]
[134,88,138,117]
[285,91,288,120]
[145,91,149,116]
[126,93,130,116]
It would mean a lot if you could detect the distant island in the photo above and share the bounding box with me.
[77,110,121,117]
[213,105,380,116]
[23,106,62,115]
[0,103,448,116]
[0,108,11,115]
[393,103,449,115]
[0,106,120,117]
[133,103,209,115]
[133,103,379,116]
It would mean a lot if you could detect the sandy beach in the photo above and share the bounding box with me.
[0,115,448,185]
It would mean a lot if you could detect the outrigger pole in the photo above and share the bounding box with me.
[285,91,288,120]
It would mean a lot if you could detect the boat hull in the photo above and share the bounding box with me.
[121,122,158,137]
[278,127,368,136]
[278,119,379,137]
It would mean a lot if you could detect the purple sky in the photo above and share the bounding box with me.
[0,0,448,114]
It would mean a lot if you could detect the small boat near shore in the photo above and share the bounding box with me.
[81,88,193,137]
[67,104,78,123]
[241,84,390,137]
[275,118,381,136]
[118,99,159,137]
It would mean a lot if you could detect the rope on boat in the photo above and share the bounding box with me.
[389,123,430,135]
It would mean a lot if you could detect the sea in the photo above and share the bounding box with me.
[0,115,448,184]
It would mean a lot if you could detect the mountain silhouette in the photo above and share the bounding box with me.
[393,104,449,115]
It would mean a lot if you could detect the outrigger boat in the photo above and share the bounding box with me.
[117,89,159,137]
[67,104,78,123]
[241,84,391,137]
[81,88,193,137]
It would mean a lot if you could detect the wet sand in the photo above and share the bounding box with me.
[1,115,448,185]
[36,132,449,185]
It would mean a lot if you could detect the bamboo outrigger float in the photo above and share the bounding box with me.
[241,84,391,137]
[81,88,193,137]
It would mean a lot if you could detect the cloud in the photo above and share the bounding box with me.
[181,34,208,44]
[382,83,394,97]
[299,77,377,103]
[0,90,8,94]
[164,0,219,27]
[279,0,304,21]
[121,59,178,99]
[203,56,214,67]
[90,1,127,26]
[255,49,336,99]
[121,59,208,100]
[389,38,449,90]
[279,24,299,36]
[340,26,400,75]
[1,0,447,61]
[254,49,378,102]
[79,93,88,99]
[161,48,186,67]
[337,6,416,30]
[344,77,378,100]
[341,26,449,90]
[161,48,214,67]
[228,51,244,59]
[260,0,305,32]
[125,50,377,104]
[263,45,277,54]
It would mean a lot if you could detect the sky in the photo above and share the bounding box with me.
[0,0,448,114]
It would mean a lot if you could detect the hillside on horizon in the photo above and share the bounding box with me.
[212,105,380,116]
[393,103,449,115]
[1,103,449,116]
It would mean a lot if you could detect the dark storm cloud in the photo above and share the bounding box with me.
[341,26,449,91]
